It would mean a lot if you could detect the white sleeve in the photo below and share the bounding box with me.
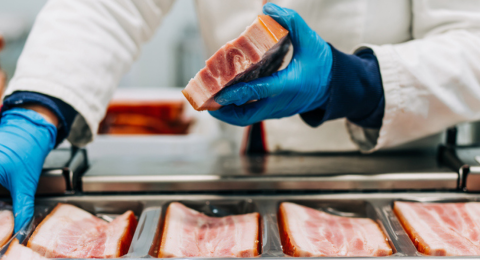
[347,0,480,152]
[3,0,175,146]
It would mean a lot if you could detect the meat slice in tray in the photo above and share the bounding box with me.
[0,210,13,248]
[159,202,260,257]
[182,15,291,111]
[1,239,47,260]
[394,201,480,256]
[278,202,392,257]
[27,203,137,258]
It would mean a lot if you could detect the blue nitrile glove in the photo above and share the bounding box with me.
[209,3,332,126]
[0,108,56,232]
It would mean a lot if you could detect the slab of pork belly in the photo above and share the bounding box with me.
[183,15,291,111]
[394,201,480,256]
[27,203,137,258]
[278,202,392,257]
[159,202,260,257]
[0,210,13,248]
[1,239,47,260]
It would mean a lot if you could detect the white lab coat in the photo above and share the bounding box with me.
[5,0,480,152]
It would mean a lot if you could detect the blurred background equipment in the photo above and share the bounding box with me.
[0,0,210,137]
[0,0,206,92]
[1,0,480,147]
[98,89,193,135]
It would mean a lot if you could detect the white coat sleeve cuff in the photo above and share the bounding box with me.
[4,79,96,147]
[346,44,403,153]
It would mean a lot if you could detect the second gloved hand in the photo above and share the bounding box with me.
[209,3,332,126]
[0,108,56,232]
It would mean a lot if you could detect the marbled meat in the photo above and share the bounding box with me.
[159,202,260,257]
[27,203,137,258]
[182,15,291,111]
[394,201,480,256]
[278,202,392,257]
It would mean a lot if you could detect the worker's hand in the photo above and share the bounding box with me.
[209,3,332,126]
[0,108,57,232]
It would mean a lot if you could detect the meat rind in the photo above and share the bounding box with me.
[27,203,137,258]
[1,239,47,260]
[394,201,480,256]
[278,202,392,257]
[158,202,260,258]
[0,211,13,248]
[182,15,291,111]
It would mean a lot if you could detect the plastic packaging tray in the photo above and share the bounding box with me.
[3,192,480,259]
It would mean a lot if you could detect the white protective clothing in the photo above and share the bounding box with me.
[5,0,480,152]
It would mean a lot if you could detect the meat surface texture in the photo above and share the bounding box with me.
[1,239,47,260]
[394,201,480,256]
[0,210,13,248]
[27,203,137,258]
[158,202,260,257]
[182,15,291,111]
[278,202,392,257]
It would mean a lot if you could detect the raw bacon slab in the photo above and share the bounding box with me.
[27,203,137,258]
[278,202,392,257]
[159,202,260,257]
[183,15,291,111]
[394,201,480,256]
[1,239,47,260]
[0,210,13,248]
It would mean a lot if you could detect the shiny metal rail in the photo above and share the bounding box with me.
[82,172,458,192]
[82,152,459,192]
[0,147,88,196]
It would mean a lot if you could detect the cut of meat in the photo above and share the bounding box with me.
[393,201,480,256]
[27,204,137,258]
[1,239,47,260]
[158,202,260,257]
[27,203,137,258]
[278,202,392,257]
[0,210,13,248]
[182,15,291,111]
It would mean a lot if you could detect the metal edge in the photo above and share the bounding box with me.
[81,172,459,192]
[256,200,284,257]
[35,192,480,203]
[369,200,418,256]
[127,206,162,257]
[66,147,89,192]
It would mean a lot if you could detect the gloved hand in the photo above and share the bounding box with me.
[0,108,57,232]
[209,3,332,126]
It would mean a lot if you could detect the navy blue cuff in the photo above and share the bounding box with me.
[300,45,385,129]
[1,91,78,146]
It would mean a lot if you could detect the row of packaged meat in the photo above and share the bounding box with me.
[0,196,479,259]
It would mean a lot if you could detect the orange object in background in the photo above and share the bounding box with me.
[0,35,6,97]
[99,99,193,135]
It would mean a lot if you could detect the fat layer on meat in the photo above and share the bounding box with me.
[27,203,137,258]
[0,210,13,248]
[182,15,291,111]
[1,239,47,260]
[159,202,260,257]
[394,201,480,256]
[278,202,392,257]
